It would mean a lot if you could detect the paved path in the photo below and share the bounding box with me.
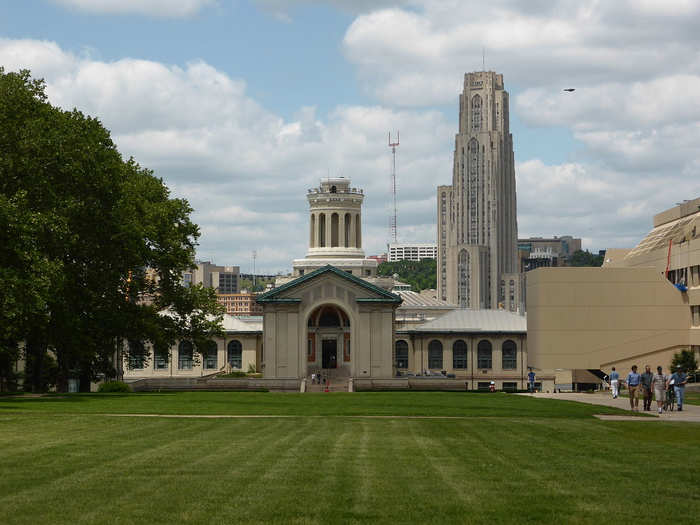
[521,392,700,422]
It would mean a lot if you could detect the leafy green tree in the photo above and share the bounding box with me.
[671,349,698,373]
[0,68,223,391]
[378,259,437,292]
[569,250,604,267]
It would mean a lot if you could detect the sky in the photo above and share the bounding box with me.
[2,0,700,274]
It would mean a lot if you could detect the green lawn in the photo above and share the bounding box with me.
[0,393,698,525]
[684,390,700,405]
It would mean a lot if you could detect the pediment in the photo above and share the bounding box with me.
[257,265,401,304]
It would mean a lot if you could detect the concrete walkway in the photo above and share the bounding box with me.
[521,392,700,422]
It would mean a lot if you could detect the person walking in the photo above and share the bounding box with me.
[667,366,688,411]
[625,365,641,411]
[609,367,620,399]
[651,366,667,414]
[640,365,654,411]
[528,370,536,393]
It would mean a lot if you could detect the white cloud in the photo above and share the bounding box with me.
[0,38,453,272]
[50,0,216,17]
[341,1,700,106]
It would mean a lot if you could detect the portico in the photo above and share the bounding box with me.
[257,265,402,379]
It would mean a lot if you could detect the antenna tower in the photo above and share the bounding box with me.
[388,131,400,243]
[252,250,257,291]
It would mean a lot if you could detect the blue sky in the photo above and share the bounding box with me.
[2,1,699,272]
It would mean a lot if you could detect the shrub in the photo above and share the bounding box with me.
[98,380,132,393]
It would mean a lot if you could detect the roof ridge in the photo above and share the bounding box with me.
[256,265,402,304]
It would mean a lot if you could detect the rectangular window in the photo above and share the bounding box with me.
[178,353,193,370]
[204,350,217,369]
[477,382,491,391]
[154,349,168,370]
[502,382,517,392]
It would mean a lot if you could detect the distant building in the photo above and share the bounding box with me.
[182,261,240,294]
[437,71,519,309]
[217,292,263,316]
[388,243,437,262]
[368,254,388,264]
[518,236,582,272]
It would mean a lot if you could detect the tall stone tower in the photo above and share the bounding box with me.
[292,178,378,278]
[437,71,519,310]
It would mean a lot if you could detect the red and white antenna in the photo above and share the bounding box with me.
[388,131,400,243]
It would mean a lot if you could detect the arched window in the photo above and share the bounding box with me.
[319,213,326,247]
[477,340,492,369]
[471,94,482,131]
[331,213,339,247]
[319,308,341,327]
[344,213,351,247]
[310,214,315,247]
[453,340,467,369]
[128,340,146,370]
[330,185,337,193]
[178,340,193,370]
[355,214,361,248]
[395,340,409,369]
[467,138,480,242]
[458,249,470,308]
[502,340,517,370]
[203,340,218,370]
[428,340,443,369]
[227,340,242,369]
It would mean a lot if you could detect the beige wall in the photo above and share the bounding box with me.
[393,332,542,390]
[123,334,261,379]
[527,267,694,370]
[261,273,397,379]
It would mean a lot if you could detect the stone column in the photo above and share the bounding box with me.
[325,212,332,249]
[339,212,346,247]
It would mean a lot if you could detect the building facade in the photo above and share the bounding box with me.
[388,243,438,262]
[528,198,700,374]
[518,236,582,272]
[183,261,240,294]
[437,71,519,309]
[217,292,263,316]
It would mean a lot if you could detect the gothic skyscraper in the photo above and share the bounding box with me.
[437,71,519,310]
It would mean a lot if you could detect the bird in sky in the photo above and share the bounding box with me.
[563,88,576,92]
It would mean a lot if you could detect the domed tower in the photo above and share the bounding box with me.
[292,178,377,278]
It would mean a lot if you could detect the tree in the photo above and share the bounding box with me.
[569,250,604,267]
[0,68,223,391]
[671,349,698,373]
[377,259,437,292]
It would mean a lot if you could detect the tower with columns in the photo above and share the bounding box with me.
[292,177,378,278]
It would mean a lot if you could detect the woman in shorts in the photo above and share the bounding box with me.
[651,366,667,414]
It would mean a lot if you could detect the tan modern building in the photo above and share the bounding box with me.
[527,198,700,375]
[437,71,519,310]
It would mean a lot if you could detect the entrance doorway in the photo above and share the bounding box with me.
[322,339,337,369]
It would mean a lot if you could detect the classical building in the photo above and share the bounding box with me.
[388,243,438,262]
[528,198,700,375]
[437,71,519,310]
[120,179,548,392]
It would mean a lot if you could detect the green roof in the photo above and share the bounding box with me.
[256,265,402,304]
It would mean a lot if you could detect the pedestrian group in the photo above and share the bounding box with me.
[611,364,688,413]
